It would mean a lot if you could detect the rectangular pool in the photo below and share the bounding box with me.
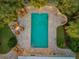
[31,13,48,48]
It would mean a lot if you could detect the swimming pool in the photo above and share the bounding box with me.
[31,13,48,48]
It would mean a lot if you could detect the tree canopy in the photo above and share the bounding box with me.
[29,0,48,8]
[0,0,25,28]
[57,0,79,17]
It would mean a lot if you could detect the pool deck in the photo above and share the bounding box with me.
[16,6,75,56]
[0,6,75,59]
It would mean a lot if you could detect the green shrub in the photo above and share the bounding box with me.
[57,0,79,17]
[29,0,48,8]
[8,37,17,48]
[65,19,79,52]
[65,19,79,39]
[66,35,79,52]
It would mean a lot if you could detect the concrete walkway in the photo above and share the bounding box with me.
[0,50,17,59]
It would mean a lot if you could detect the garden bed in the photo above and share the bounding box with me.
[57,26,67,48]
[0,25,17,54]
[57,25,79,52]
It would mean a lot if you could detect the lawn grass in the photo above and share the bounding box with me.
[0,25,17,54]
[57,26,66,48]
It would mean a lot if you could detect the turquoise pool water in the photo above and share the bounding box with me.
[31,13,48,48]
